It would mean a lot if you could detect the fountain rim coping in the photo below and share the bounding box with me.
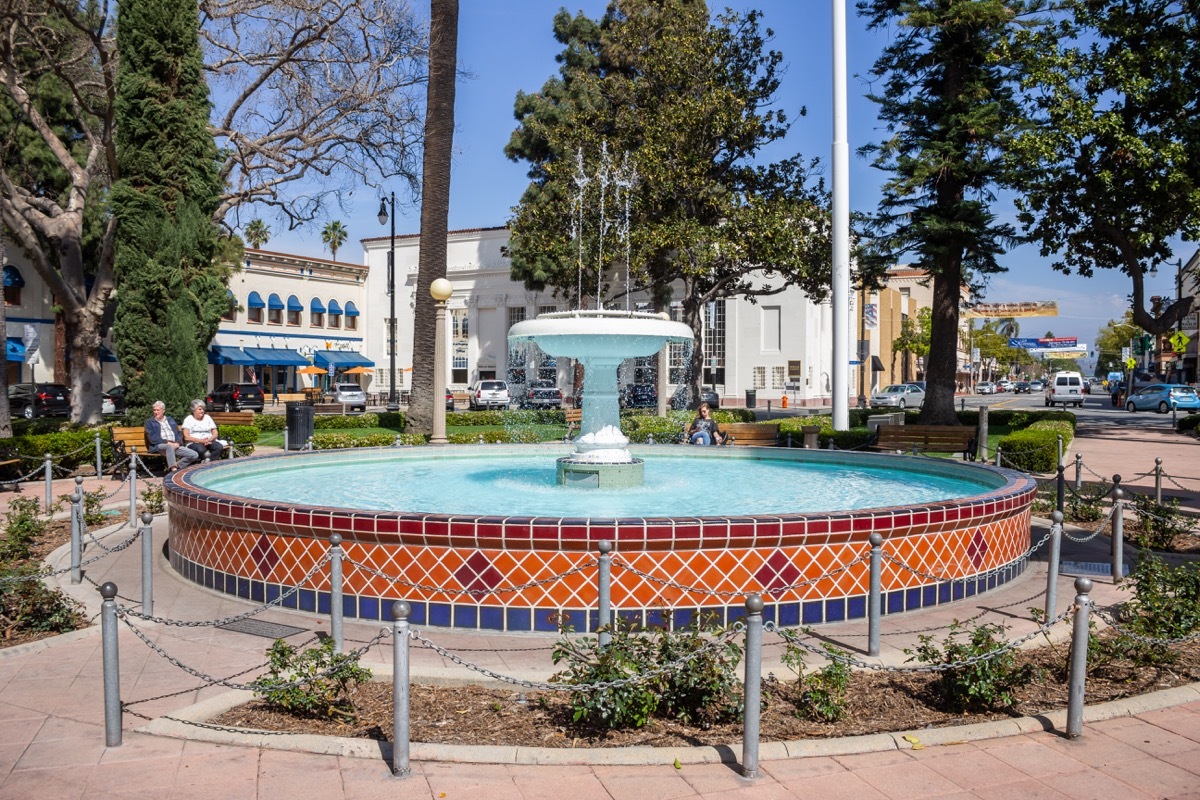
[166,444,1036,526]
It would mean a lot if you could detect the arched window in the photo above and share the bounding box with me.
[267,293,284,325]
[286,294,302,326]
[343,301,359,331]
[3,265,25,306]
[247,291,265,324]
[327,299,342,329]
[310,297,325,327]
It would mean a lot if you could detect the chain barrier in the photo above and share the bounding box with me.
[1062,513,1111,543]
[117,612,392,691]
[609,552,871,599]
[880,528,1051,586]
[1092,609,1200,647]
[82,520,138,555]
[6,461,51,483]
[0,519,144,587]
[118,554,332,628]
[829,588,1048,638]
[408,627,741,692]
[342,556,599,597]
[1124,502,1200,538]
[83,573,142,604]
[766,607,1073,673]
[94,472,136,501]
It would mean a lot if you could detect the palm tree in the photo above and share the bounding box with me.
[997,317,1020,340]
[243,219,270,249]
[408,0,458,434]
[322,220,348,261]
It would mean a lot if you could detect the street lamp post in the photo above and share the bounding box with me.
[430,278,453,445]
[377,194,399,412]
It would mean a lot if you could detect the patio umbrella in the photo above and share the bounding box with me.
[296,365,326,375]
[342,365,373,374]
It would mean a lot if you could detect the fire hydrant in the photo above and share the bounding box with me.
[781,394,788,409]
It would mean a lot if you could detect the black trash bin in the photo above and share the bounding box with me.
[745,389,757,408]
[285,401,315,450]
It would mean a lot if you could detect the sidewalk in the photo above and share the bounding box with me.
[1,430,1199,798]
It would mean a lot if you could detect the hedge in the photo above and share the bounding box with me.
[0,427,115,473]
[312,432,423,449]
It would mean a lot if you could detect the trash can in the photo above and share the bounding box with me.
[745,389,757,408]
[285,401,314,450]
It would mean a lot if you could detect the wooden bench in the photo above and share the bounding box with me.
[564,407,582,438]
[0,458,21,492]
[872,424,977,460]
[312,403,356,415]
[723,422,780,447]
[109,426,159,479]
[208,411,256,427]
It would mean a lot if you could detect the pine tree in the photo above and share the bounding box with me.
[110,0,228,419]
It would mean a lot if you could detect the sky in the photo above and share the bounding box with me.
[260,0,1195,347]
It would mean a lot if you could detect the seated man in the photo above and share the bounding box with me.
[144,400,199,472]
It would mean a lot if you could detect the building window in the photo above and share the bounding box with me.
[452,308,469,384]
[311,311,323,327]
[328,313,340,329]
[752,366,766,389]
[772,366,787,389]
[537,304,556,317]
[668,302,688,382]
[506,307,528,384]
[222,296,236,322]
[3,286,19,306]
[703,300,726,386]
[344,315,357,331]
[268,307,282,325]
[248,307,263,324]
[762,306,781,352]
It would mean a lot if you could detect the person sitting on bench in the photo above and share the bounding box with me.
[686,402,725,445]
[181,400,224,462]
[144,400,199,472]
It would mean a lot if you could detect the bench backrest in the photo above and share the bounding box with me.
[208,411,256,427]
[724,422,780,446]
[110,426,149,451]
[565,408,582,424]
[876,424,974,451]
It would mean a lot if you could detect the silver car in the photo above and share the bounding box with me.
[328,382,367,411]
[870,383,925,409]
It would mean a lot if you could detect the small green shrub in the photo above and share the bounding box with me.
[312,432,420,449]
[0,427,115,473]
[313,413,381,430]
[995,428,1061,473]
[906,620,1036,712]
[255,414,286,431]
[1128,494,1192,552]
[1175,413,1200,433]
[81,490,107,528]
[0,565,85,636]
[552,615,743,729]
[219,424,259,456]
[250,637,372,721]
[780,639,850,722]
[1105,552,1200,665]
[1,497,45,562]
[140,484,165,516]
[447,428,544,444]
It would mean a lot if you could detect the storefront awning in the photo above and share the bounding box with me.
[242,347,309,366]
[208,345,256,365]
[871,356,885,372]
[287,295,303,312]
[343,300,360,317]
[312,350,374,368]
[6,338,24,362]
[247,291,265,309]
[267,293,284,310]
[310,297,326,314]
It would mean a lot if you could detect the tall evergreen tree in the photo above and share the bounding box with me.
[857,0,1034,424]
[111,0,228,419]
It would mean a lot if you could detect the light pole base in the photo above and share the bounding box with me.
[386,403,400,412]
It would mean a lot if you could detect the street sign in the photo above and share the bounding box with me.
[1169,331,1190,354]
[22,324,38,365]
[1121,346,1131,361]
[1125,357,1137,369]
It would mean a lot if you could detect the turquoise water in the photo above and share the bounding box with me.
[196,452,993,518]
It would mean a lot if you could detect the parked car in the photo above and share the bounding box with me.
[976,381,997,395]
[446,389,456,411]
[468,380,510,410]
[1125,383,1200,414]
[870,383,925,409]
[104,385,127,414]
[327,383,367,411]
[997,379,1014,392]
[205,382,264,412]
[1028,380,1044,393]
[1013,381,1031,394]
[621,383,657,409]
[523,379,563,409]
[8,383,70,419]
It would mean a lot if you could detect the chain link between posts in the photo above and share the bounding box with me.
[1092,608,1200,647]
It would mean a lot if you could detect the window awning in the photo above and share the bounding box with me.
[343,301,360,317]
[242,347,309,366]
[208,345,256,365]
[327,299,342,315]
[312,350,374,368]
[310,297,326,314]
[267,293,284,310]
[6,338,25,362]
[287,295,303,312]
[871,356,885,372]
[247,291,265,309]
[3,265,25,288]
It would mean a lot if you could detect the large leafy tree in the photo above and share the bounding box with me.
[857,0,1034,424]
[111,0,229,420]
[505,0,830,405]
[0,0,427,422]
[1009,1,1200,335]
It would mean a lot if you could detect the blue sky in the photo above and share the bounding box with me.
[260,0,1190,345]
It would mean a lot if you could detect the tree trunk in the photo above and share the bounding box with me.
[918,266,964,425]
[66,309,104,424]
[408,0,459,434]
[682,299,704,409]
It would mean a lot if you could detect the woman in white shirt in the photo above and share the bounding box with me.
[181,400,224,461]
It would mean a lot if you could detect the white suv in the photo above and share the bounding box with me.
[1044,371,1084,408]
[468,380,510,410]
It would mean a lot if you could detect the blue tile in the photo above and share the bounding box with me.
[342,594,357,619]
[506,607,532,632]
[479,606,504,631]
[938,583,951,604]
[266,584,280,604]
[317,591,330,615]
[646,609,669,630]
[250,581,264,603]
[298,589,315,612]
[203,567,214,589]
[453,605,478,629]
[825,598,846,623]
[671,608,695,630]
[617,609,642,629]
[988,574,997,590]
[965,580,977,597]
[359,596,379,620]
[559,609,586,633]
[282,586,297,609]
[428,603,451,627]
[906,587,922,610]
[534,609,560,632]
[727,605,747,626]
[847,595,866,619]
[888,591,905,614]
[407,601,427,625]
[952,582,964,601]
[777,602,800,627]
[802,601,824,625]
[236,577,250,600]
[759,604,777,625]
[923,585,937,607]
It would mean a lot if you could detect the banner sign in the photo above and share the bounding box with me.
[864,303,878,330]
[963,300,1058,319]
[1038,337,1076,347]
[1008,337,1041,349]
[22,324,39,365]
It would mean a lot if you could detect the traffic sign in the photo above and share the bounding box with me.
[1125,357,1137,369]
[1121,346,1131,360]
[1170,331,1190,354]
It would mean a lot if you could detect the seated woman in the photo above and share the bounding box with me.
[686,402,724,445]
[143,400,199,472]
[181,400,224,462]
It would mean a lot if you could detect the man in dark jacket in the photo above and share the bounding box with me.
[144,401,199,472]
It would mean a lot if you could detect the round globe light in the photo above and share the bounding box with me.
[430,278,453,301]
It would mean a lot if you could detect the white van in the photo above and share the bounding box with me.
[1045,371,1084,407]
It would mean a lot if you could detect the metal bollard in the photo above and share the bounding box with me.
[868,532,883,657]
[597,540,612,648]
[44,452,52,509]
[995,445,1002,467]
[1045,511,1063,621]
[391,601,411,777]
[1056,464,1065,514]
[129,448,138,525]
[95,430,104,478]
[960,397,965,411]
[283,429,289,451]
[140,512,154,615]
[329,534,344,653]
[70,487,83,584]
[1111,476,1124,583]
[306,436,314,452]
[741,595,763,779]
[1154,457,1163,505]
[100,581,122,746]
[786,433,793,448]
[1066,577,1093,739]
[1057,434,1063,471]
[1074,453,1082,493]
